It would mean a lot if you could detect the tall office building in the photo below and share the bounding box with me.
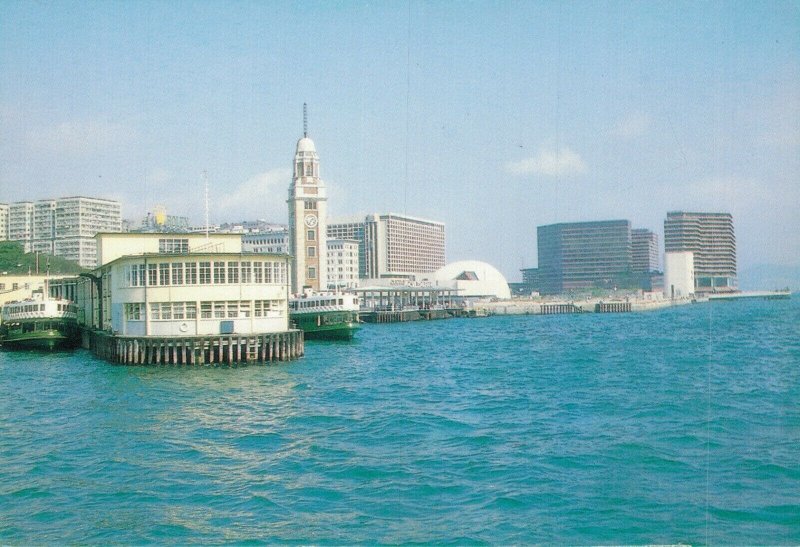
[631,228,659,273]
[287,121,328,294]
[8,202,35,252]
[327,217,366,278]
[364,213,445,278]
[537,220,633,295]
[664,211,736,292]
[2,196,121,267]
[327,239,359,289]
[0,203,9,242]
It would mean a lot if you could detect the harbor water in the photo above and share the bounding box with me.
[1,298,798,544]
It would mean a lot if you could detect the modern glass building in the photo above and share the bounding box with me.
[664,211,737,292]
[537,220,633,295]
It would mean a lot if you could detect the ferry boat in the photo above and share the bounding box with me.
[0,292,80,350]
[289,290,360,340]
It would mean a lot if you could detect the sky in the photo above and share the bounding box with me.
[1,1,798,281]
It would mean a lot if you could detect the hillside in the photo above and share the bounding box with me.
[0,241,86,275]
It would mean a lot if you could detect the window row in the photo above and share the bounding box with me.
[125,300,284,321]
[125,260,288,287]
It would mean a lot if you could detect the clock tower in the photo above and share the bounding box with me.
[288,106,327,294]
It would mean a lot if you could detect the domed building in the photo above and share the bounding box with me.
[424,260,511,300]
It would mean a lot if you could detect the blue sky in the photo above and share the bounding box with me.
[1,1,798,280]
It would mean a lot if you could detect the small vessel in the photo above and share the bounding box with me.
[0,291,80,350]
[289,290,360,340]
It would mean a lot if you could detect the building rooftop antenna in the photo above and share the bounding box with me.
[303,103,308,138]
[203,170,210,240]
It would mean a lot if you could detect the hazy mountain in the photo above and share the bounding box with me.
[738,264,800,292]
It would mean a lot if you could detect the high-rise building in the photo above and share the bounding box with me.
[326,239,359,289]
[2,196,121,267]
[327,217,366,278]
[0,203,9,241]
[8,202,34,251]
[664,211,737,292]
[537,220,633,295]
[287,124,328,294]
[364,213,445,278]
[631,228,659,273]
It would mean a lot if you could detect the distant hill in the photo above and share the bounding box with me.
[738,264,800,292]
[0,241,86,276]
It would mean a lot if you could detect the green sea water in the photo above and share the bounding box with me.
[1,298,798,544]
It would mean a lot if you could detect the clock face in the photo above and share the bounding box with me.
[304,214,318,228]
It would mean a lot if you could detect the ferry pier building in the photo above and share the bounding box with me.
[75,232,302,364]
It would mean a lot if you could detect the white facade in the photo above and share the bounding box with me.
[8,202,34,251]
[242,228,289,254]
[327,217,366,278]
[77,233,291,337]
[288,135,327,293]
[0,203,8,241]
[664,251,695,299]
[365,213,445,278]
[3,196,121,267]
[327,239,359,289]
[422,260,511,300]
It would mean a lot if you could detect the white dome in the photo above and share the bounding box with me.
[296,137,316,153]
[431,260,511,300]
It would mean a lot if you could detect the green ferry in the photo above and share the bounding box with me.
[0,294,80,351]
[290,291,360,340]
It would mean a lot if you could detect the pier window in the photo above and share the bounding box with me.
[148,264,157,286]
[185,262,197,284]
[199,262,211,284]
[201,302,212,319]
[304,200,317,210]
[159,238,189,254]
[125,303,143,321]
[159,263,170,285]
[307,230,315,241]
[214,261,226,284]
[171,263,184,285]
[254,262,263,283]
[228,261,239,284]
[128,265,140,287]
[241,261,252,283]
[307,246,316,257]
[307,266,316,279]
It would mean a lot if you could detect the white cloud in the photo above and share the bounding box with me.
[26,119,136,155]
[610,112,651,139]
[217,167,292,221]
[505,146,587,177]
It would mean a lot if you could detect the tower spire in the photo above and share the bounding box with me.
[303,103,308,138]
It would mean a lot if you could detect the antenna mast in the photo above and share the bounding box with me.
[203,170,210,240]
[303,103,308,138]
